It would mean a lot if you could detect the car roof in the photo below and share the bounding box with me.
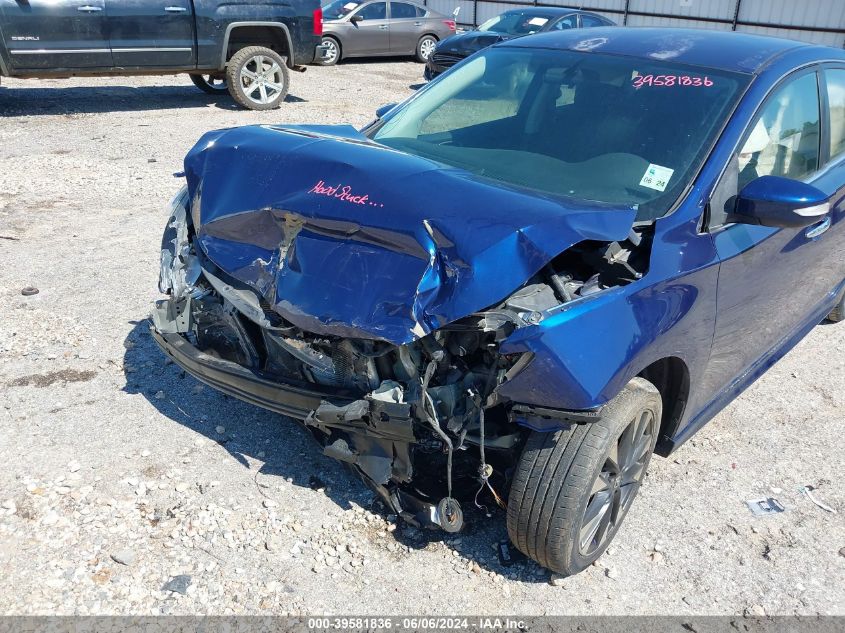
[499,7,601,18]
[496,26,830,74]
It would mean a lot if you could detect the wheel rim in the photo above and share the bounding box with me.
[199,74,226,91]
[323,39,339,64]
[419,38,435,60]
[239,55,285,105]
[578,410,655,557]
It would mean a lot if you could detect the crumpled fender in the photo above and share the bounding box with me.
[184,124,637,345]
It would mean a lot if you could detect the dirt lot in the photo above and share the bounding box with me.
[0,62,844,616]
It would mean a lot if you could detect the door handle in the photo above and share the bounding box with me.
[378,24,388,29]
[164,6,187,11]
[77,5,103,11]
[805,216,831,239]
[414,21,422,25]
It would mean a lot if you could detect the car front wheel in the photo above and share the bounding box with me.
[506,377,662,576]
[416,35,437,63]
[226,46,290,110]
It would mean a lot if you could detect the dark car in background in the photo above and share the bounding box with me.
[319,0,455,65]
[0,0,325,110]
[424,7,613,79]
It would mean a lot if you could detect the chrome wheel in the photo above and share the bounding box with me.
[578,410,655,556]
[419,37,436,61]
[321,38,339,65]
[239,54,287,106]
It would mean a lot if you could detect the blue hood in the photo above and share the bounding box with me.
[184,124,636,345]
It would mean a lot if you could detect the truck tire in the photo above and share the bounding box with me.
[319,36,341,66]
[226,46,289,110]
[190,73,228,95]
[506,377,662,576]
[416,35,437,63]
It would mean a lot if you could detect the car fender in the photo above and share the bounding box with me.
[219,21,296,68]
[496,220,719,415]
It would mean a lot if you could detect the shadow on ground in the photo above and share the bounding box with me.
[0,84,306,116]
[121,318,548,582]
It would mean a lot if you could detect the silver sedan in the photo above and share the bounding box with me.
[319,0,456,65]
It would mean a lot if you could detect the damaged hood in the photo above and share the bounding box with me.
[184,124,636,345]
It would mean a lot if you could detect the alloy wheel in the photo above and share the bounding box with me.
[238,55,287,106]
[322,38,339,65]
[578,410,655,556]
[419,38,436,61]
[197,74,227,91]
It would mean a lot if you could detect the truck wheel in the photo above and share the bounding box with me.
[319,37,341,66]
[416,35,437,63]
[506,377,662,576]
[190,73,228,95]
[226,46,289,110]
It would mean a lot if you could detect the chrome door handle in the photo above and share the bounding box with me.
[414,21,422,25]
[77,5,103,11]
[378,24,388,29]
[806,216,831,239]
[164,6,187,11]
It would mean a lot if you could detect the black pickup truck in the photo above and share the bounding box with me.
[0,0,326,109]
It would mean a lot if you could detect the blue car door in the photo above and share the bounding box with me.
[701,68,845,401]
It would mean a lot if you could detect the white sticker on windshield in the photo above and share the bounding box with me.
[639,163,674,192]
[344,2,358,9]
[528,17,548,26]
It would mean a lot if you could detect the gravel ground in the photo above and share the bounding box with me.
[0,62,844,617]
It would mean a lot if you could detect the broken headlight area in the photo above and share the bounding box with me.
[152,189,652,531]
[154,263,529,530]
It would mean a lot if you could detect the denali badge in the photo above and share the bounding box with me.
[11,36,40,41]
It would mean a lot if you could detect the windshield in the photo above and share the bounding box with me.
[370,48,749,220]
[322,0,360,20]
[478,12,553,35]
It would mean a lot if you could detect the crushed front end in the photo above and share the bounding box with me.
[152,190,542,531]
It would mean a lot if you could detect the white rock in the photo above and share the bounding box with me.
[263,499,278,508]
[549,573,568,587]
[140,450,151,458]
[154,391,166,400]
[215,426,225,434]
[175,482,190,493]
[67,461,81,473]
[111,549,136,566]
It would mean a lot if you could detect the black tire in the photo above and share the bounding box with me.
[226,46,289,111]
[319,36,341,66]
[189,73,228,95]
[416,35,437,63]
[827,291,845,323]
[506,377,662,576]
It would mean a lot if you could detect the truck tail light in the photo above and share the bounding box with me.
[443,19,456,31]
[314,8,323,35]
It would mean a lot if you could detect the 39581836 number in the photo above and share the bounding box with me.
[633,74,713,88]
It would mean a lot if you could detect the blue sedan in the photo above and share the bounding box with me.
[153,27,845,576]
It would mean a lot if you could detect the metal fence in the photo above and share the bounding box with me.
[423,0,845,48]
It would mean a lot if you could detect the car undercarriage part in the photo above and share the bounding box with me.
[154,201,654,531]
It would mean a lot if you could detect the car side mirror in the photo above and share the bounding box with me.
[350,14,363,23]
[375,102,397,119]
[730,175,830,228]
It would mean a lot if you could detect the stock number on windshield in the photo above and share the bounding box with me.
[633,74,714,88]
